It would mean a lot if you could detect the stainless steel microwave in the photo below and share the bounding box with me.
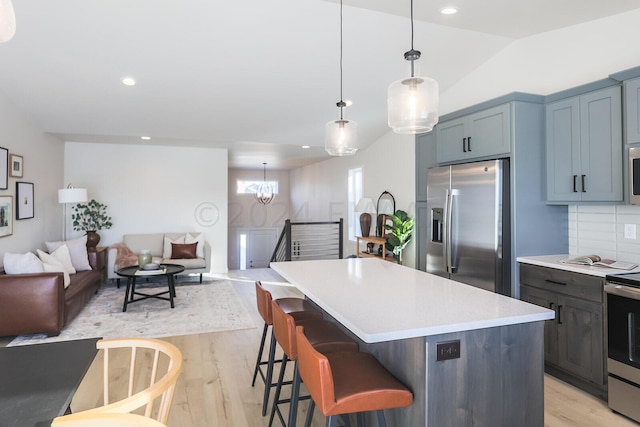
[631,147,640,205]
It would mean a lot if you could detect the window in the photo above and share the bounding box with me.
[348,167,363,241]
[237,180,279,195]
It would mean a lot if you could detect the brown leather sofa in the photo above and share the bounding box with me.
[0,251,102,337]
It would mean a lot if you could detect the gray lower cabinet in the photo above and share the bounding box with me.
[519,264,605,396]
[436,103,511,164]
[545,85,622,202]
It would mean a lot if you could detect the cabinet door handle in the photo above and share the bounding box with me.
[467,136,472,152]
[581,174,586,192]
[462,137,467,152]
[557,305,563,324]
[573,175,577,192]
[545,279,567,286]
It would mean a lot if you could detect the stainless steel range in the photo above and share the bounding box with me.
[605,272,640,422]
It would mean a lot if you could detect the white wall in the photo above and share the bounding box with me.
[441,9,640,115]
[64,142,229,273]
[290,131,416,267]
[227,168,290,269]
[0,91,64,264]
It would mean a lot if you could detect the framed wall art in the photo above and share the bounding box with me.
[0,195,12,237]
[16,182,34,220]
[9,154,23,178]
[0,147,7,190]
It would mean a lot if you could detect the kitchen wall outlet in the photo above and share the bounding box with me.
[625,224,637,240]
[436,340,461,361]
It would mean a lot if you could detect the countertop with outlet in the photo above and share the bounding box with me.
[271,257,554,343]
[517,254,640,277]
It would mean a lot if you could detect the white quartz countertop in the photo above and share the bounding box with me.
[271,258,554,344]
[517,254,640,277]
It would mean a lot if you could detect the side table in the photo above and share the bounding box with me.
[356,236,394,262]
[88,246,107,284]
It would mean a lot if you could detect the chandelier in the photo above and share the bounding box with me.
[255,163,275,205]
[387,0,439,134]
[0,0,16,43]
[325,0,357,156]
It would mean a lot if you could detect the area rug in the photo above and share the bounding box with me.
[9,279,256,346]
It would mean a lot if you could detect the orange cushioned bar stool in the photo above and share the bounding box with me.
[269,299,359,427]
[253,281,324,416]
[296,325,413,427]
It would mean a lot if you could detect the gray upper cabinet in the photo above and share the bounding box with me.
[436,104,511,164]
[545,86,623,203]
[625,77,640,144]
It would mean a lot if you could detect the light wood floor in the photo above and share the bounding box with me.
[66,268,639,426]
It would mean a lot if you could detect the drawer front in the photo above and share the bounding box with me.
[520,264,603,303]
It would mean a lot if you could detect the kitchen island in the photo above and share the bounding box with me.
[271,258,554,427]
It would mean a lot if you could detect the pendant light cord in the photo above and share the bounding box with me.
[339,0,344,120]
[410,0,415,77]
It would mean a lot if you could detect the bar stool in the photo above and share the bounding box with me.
[296,325,413,427]
[269,299,359,427]
[252,281,323,416]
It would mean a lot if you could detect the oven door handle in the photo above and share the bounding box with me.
[605,283,640,300]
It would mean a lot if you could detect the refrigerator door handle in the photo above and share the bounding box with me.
[444,188,456,273]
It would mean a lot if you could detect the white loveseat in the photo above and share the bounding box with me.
[107,232,211,285]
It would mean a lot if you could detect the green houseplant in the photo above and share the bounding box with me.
[72,199,112,248]
[384,210,414,265]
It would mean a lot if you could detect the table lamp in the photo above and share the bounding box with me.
[354,197,375,237]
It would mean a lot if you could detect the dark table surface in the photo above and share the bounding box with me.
[116,263,185,277]
[0,337,99,427]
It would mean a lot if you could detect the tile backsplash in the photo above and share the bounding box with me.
[569,205,640,263]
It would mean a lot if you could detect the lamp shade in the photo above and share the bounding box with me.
[0,0,16,43]
[325,119,357,156]
[354,198,375,213]
[388,75,439,134]
[58,188,88,204]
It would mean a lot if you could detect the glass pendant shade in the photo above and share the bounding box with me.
[325,118,358,156]
[388,75,439,134]
[0,0,16,43]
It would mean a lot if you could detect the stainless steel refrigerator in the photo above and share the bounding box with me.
[426,159,511,295]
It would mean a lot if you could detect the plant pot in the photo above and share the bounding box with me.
[86,230,100,249]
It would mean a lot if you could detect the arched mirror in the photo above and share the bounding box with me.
[376,191,395,236]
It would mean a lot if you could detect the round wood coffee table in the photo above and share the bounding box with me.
[116,263,185,312]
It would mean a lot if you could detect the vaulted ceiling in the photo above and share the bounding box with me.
[1,0,639,169]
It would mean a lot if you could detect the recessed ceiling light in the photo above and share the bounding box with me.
[302,145,310,149]
[440,7,458,15]
[141,136,151,140]
[121,77,136,86]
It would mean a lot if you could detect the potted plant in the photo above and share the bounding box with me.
[384,210,414,265]
[72,199,113,248]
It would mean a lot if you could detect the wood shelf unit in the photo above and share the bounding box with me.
[355,236,394,262]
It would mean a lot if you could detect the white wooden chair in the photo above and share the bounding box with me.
[53,337,183,425]
[52,412,167,427]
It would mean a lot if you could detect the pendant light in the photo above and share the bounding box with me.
[325,0,357,156]
[388,0,439,134]
[255,163,275,205]
[0,0,16,43]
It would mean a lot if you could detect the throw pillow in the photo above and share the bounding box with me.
[45,235,91,272]
[37,246,76,274]
[185,232,205,258]
[3,252,45,274]
[171,242,197,259]
[162,235,185,259]
[41,260,71,288]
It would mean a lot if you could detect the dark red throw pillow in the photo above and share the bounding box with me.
[171,242,197,259]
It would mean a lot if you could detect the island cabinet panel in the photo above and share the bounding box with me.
[545,85,623,203]
[520,263,606,397]
[625,77,640,144]
[436,103,511,164]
